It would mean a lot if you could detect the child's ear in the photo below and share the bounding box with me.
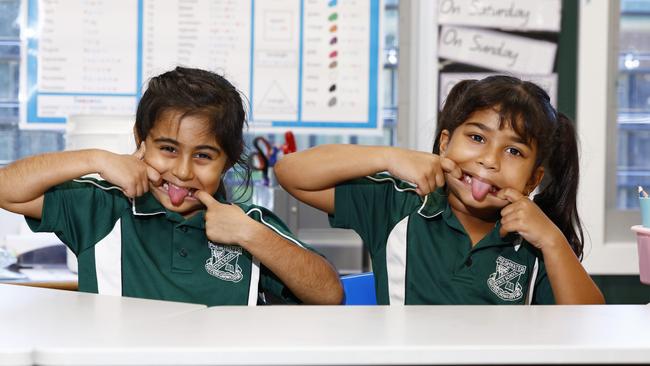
[525,166,544,195]
[438,130,451,156]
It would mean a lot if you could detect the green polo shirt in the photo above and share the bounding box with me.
[329,174,555,305]
[26,178,312,306]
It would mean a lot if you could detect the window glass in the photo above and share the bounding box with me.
[0,0,20,39]
[0,43,19,102]
[0,125,16,164]
[617,0,650,209]
[0,1,66,162]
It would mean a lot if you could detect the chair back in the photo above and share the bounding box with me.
[340,272,377,305]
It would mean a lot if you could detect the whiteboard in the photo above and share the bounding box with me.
[20,0,383,135]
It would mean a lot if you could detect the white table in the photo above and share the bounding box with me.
[31,304,650,365]
[0,284,206,366]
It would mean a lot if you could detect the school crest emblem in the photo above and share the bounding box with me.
[487,256,526,301]
[205,241,243,283]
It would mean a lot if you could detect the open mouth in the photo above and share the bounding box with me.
[161,180,198,206]
[461,173,499,201]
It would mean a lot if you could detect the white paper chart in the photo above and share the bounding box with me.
[438,25,557,75]
[21,0,382,134]
[437,0,561,32]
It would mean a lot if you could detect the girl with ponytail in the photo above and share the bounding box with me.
[276,75,604,304]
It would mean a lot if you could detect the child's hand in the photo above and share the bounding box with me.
[386,148,462,196]
[97,143,161,198]
[496,188,566,251]
[194,190,254,245]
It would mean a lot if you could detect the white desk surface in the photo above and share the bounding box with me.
[29,304,650,366]
[0,284,206,366]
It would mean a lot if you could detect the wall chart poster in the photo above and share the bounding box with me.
[21,0,382,135]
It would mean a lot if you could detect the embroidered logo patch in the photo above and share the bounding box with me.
[205,241,243,283]
[487,256,526,301]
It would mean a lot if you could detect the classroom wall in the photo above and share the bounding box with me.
[0,209,22,246]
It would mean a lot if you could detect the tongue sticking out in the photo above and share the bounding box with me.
[471,179,492,201]
[168,184,190,206]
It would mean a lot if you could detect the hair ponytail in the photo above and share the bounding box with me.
[533,113,584,259]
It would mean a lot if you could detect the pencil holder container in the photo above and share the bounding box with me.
[641,198,650,228]
[632,225,650,285]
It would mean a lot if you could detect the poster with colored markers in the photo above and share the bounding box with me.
[21,0,383,135]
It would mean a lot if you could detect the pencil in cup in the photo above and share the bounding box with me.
[639,186,650,228]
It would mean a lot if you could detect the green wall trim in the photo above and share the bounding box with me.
[592,275,650,304]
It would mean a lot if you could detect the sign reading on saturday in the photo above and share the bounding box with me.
[438,26,557,74]
[437,0,561,32]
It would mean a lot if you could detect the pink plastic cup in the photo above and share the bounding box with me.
[632,225,650,285]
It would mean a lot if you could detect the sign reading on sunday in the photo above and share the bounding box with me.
[437,0,561,32]
[439,73,558,108]
[438,26,557,74]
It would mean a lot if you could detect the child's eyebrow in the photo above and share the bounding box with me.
[153,137,222,154]
[465,121,529,146]
[154,137,179,145]
[195,145,222,154]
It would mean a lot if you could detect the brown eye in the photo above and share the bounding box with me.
[194,152,212,160]
[470,134,484,143]
[506,147,522,157]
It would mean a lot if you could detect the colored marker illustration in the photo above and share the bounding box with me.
[327,0,338,108]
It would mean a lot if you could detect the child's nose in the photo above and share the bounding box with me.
[172,157,194,181]
[478,148,500,170]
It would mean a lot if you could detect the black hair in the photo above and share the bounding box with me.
[433,75,584,260]
[135,66,251,201]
